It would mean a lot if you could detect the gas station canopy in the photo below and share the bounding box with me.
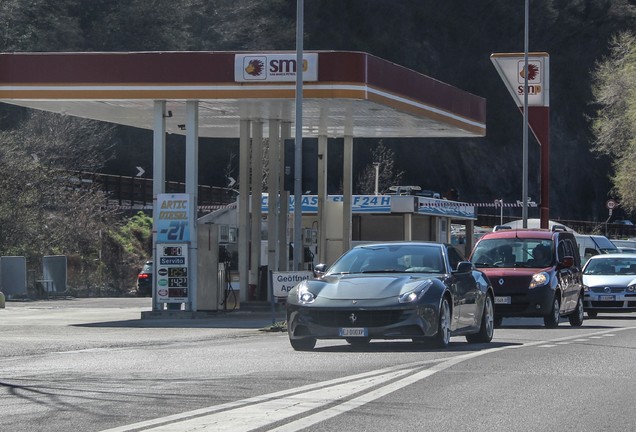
[0,50,485,138]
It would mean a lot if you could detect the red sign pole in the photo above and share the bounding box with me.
[521,106,550,229]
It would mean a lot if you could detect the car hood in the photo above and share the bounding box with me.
[477,267,544,278]
[583,274,636,286]
[310,274,438,300]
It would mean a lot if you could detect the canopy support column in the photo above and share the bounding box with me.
[342,135,353,253]
[152,100,166,312]
[185,100,199,311]
[317,134,328,264]
[267,120,281,282]
[250,120,263,300]
[238,120,251,303]
[279,122,291,271]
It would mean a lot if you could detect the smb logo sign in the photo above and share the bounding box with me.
[235,53,318,82]
[491,52,549,107]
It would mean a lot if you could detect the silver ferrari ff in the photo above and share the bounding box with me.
[286,242,495,351]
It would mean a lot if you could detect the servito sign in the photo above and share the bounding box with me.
[272,271,313,298]
[234,53,318,82]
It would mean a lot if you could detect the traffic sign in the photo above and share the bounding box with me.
[606,199,617,210]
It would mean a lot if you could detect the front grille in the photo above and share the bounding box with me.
[493,276,534,294]
[306,309,405,328]
[590,286,626,293]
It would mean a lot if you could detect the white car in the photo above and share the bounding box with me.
[582,253,636,318]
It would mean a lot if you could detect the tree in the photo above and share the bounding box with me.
[356,140,404,195]
[0,112,144,294]
[591,31,636,210]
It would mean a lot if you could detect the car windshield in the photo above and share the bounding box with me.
[142,262,152,272]
[327,244,446,275]
[471,238,554,268]
[584,258,636,275]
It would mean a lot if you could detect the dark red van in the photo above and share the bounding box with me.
[469,226,584,327]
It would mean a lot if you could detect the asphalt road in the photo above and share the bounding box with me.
[1,298,635,432]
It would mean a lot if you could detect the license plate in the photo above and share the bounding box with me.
[495,296,511,304]
[599,295,615,301]
[339,327,368,337]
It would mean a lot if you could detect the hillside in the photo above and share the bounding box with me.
[2,0,636,221]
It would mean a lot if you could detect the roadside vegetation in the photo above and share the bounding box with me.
[591,31,636,211]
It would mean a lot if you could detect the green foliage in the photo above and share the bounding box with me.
[591,31,636,210]
[112,212,153,257]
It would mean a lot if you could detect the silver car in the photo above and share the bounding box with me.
[582,253,636,318]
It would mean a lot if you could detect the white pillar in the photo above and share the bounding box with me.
[342,135,353,253]
[152,101,166,312]
[185,101,199,312]
[250,120,263,299]
[267,119,281,281]
[279,122,291,271]
[317,134,328,263]
[238,120,251,303]
[404,213,413,241]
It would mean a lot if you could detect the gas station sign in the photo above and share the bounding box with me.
[156,243,189,303]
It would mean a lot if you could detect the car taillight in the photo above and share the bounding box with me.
[138,273,150,280]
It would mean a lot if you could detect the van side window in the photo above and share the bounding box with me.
[557,240,567,261]
[561,238,579,266]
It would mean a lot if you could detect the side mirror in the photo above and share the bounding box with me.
[313,263,327,277]
[559,256,574,269]
[455,261,474,273]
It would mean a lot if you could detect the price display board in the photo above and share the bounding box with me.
[156,243,189,303]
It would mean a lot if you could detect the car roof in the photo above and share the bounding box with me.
[479,229,556,240]
[353,241,444,248]
[587,253,636,260]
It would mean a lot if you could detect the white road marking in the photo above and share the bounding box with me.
[100,326,636,432]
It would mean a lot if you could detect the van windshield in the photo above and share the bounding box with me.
[471,238,554,268]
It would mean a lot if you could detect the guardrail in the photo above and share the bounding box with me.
[66,171,238,210]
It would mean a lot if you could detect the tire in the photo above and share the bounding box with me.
[432,297,451,348]
[466,295,494,343]
[568,295,584,327]
[586,311,598,319]
[544,296,561,328]
[289,337,316,351]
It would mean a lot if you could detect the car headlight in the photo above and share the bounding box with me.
[399,280,433,303]
[628,285,636,293]
[297,285,316,304]
[529,272,549,289]
[583,285,589,292]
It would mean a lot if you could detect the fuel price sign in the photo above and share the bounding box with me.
[156,243,189,303]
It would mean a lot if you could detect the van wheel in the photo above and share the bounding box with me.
[544,296,561,328]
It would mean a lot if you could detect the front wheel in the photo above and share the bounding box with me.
[466,295,494,343]
[432,297,451,348]
[544,296,561,328]
[568,295,584,327]
[289,337,316,351]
